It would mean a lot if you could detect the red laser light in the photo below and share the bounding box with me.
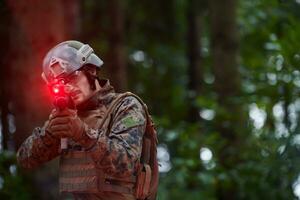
[52,85,60,94]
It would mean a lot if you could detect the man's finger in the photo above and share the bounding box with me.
[49,117,70,126]
[50,124,70,132]
[49,109,58,120]
[51,109,76,119]
[51,131,70,138]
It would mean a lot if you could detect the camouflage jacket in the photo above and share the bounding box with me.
[17,79,146,199]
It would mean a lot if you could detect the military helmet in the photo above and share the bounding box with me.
[41,40,103,83]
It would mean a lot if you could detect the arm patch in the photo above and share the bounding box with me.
[121,115,144,129]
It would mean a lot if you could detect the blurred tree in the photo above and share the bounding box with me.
[106,0,127,92]
[209,0,244,199]
[0,0,12,151]
[186,0,206,122]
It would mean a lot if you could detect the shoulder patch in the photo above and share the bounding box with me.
[121,115,144,129]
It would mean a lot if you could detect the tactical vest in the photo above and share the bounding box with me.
[59,92,159,199]
[59,150,136,194]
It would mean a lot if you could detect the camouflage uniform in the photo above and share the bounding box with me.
[17,79,146,200]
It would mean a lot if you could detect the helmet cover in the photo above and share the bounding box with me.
[42,40,103,83]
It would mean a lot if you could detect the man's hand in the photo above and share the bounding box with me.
[46,109,85,142]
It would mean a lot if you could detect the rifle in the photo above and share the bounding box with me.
[49,78,75,151]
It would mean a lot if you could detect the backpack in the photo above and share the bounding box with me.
[105,92,159,200]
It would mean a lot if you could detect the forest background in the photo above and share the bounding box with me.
[1,0,300,199]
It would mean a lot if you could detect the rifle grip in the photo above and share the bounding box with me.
[61,138,68,151]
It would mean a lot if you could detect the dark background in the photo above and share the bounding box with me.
[1,0,300,199]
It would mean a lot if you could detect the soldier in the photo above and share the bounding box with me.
[17,41,158,200]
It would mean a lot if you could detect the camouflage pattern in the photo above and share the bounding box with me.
[17,79,146,200]
[72,192,135,200]
[16,124,61,169]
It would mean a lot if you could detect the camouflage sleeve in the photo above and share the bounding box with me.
[17,123,61,169]
[87,96,146,177]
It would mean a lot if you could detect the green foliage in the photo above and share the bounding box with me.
[0,151,35,200]
[128,0,300,199]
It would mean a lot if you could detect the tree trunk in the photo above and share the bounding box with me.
[209,0,243,199]
[106,0,127,92]
[186,0,205,122]
[0,1,12,151]
[62,0,81,39]
[210,0,240,102]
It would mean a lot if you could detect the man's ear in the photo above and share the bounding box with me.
[90,67,97,76]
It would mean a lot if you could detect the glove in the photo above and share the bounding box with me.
[39,110,60,146]
[46,109,85,142]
